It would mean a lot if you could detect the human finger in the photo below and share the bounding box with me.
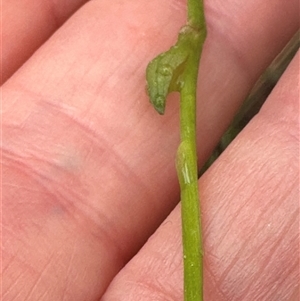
[102,51,299,301]
[2,0,299,300]
[1,0,87,84]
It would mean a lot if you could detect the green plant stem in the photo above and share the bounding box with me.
[187,0,205,30]
[146,1,206,300]
[177,8,206,301]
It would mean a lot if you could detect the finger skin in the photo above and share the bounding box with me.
[102,52,300,301]
[1,0,299,300]
[1,0,87,84]
[2,2,186,300]
[196,0,299,162]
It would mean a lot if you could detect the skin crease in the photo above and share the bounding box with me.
[1,0,299,301]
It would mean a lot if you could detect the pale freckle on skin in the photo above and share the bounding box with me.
[48,204,66,217]
[35,144,91,221]
[52,146,83,174]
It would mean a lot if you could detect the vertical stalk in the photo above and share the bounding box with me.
[177,23,205,301]
[146,1,206,300]
[188,0,206,30]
